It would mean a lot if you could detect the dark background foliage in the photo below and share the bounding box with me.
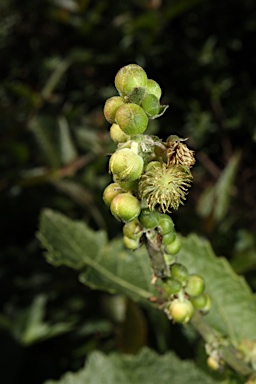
[1,0,256,383]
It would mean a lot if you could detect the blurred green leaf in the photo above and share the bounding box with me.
[38,210,256,345]
[231,230,256,274]
[28,116,61,168]
[197,151,242,223]
[214,151,241,222]
[178,234,256,344]
[38,209,157,302]
[12,295,74,345]
[58,116,77,165]
[44,347,218,384]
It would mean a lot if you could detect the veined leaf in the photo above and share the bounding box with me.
[38,210,256,344]
[178,233,256,344]
[38,209,157,303]
[44,347,218,384]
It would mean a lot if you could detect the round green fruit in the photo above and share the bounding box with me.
[164,236,181,255]
[115,64,148,97]
[169,299,194,323]
[110,193,141,222]
[163,253,176,266]
[115,103,148,135]
[115,178,139,192]
[170,263,189,285]
[144,161,162,172]
[139,209,159,229]
[200,293,211,313]
[146,79,162,100]
[162,231,176,246]
[104,96,124,124]
[163,277,182,296]
[103,183,123,206]
[190,293,208,310]
[123,236,140,250]
[141,93,160,117]
[207,356,220,371]
[158,214,175,235]
[110,123,129,144]
[123,219,142,240]
[109,148,144,182]
[185,274,205,297]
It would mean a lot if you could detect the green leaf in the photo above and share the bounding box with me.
[38,210,256,345]
[38,209,108,270]
[12,295,74,345]
[178,234,256,344]
[38,209,156,302]
[44,347,218,384]
[58,116,77,165]
[214,150,241,222]
[28,116,61,168]
[197,151,241,223]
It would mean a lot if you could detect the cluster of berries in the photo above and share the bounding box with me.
[163,263,211,323]
[103,64,211,323]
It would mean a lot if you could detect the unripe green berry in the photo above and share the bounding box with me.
[158,214,175,235]
[207,356,220,371]
[104,96,124,124]
[170,263,189,285]
[115,64,148,97]
[200,293,212,313]
[123,236,140,250]
[115,178,139,192]
[162,231,176,246]
[144,161,162,172]
[169,298,194,323]
[115,103,148,135]
[123,219,142,240]
[190,293,208,310]
[110,123,129,144]
[141,93,160,118]
[164,236,181,255]
[163,277,182,296]
[103,183,123,206]
[163,253,176,266]
[146,79,162,100]
[139,209,159,229]
[109,148,143,182]
[110,193,141,222]
[185,274,205,297]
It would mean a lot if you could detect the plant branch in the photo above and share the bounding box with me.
[191,311,253,376]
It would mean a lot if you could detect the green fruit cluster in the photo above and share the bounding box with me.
[163,263,211,323]
[103,64,210,324]
[103,64,167,249]
[104,63,164,141]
